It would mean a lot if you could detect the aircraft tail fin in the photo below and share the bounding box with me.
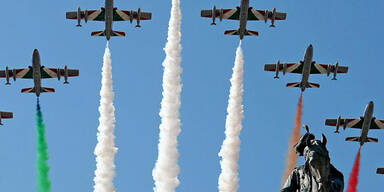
[377,168,384,174]
[224,29,259,36]
[21,87,55,94]
[286,82,320,88]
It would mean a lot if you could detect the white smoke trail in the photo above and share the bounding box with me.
[93,42,117,192]
[152,0,182,191]
[218,42,244,192]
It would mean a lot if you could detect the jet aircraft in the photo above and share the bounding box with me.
[325,101,384,146]
[200,0,287,39]
[0,111,13,125]
[66,0,152,40]
[264,44,348,92]
[0,49,79,97]
[377,168,384,174]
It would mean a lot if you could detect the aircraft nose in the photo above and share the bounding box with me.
[369,101,374,104]
[33,49,39,54]
[309,44,313,48]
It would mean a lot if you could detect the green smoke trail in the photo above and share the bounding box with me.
[36,98,51,192]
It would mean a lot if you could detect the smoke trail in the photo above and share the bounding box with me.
[217,42,244,192]
[152,0,182,191]
[36,98,51,192]
[346,147,362,192]
[93,42,117,192]
[282,92,303,185]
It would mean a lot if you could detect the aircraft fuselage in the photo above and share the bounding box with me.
[238,0,250,39]
[300,44,314,92]
[105,0,114,40]
[360,101,374,145]
[32,49,42,97]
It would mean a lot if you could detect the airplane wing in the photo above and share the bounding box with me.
[0,68,33,79]
[264,62,303,74]
[325,118,384,129]
[201,8,240,20]
[309,64,349,74]
[249,9,287,21]
[66,9,104,21]
[0,112,13,119]
[41,68,79,79]
[114,9,152,21]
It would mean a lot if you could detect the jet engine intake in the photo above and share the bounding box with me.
[57,68,61,81]
[332,62,338,80]
[5,66,10,85]
[77,7,82,27]
[12,69,16,81]
[84,9,88,23]
[136,8,141,28]
[274,60,280,79]
[64,66,69,84]
[270,8,276,27]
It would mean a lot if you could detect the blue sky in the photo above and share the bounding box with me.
[0,0,383,191]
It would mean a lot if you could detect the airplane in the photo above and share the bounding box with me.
[264,44,348,92]
[200,0,287,39]
[325,101,384,146]
[378,168,384,174]
[0,111,13,125]
[0,49,79,97]
[66,0,152,40]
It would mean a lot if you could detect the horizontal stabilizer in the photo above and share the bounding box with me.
[224,29,259,36]
[91,31,105,37]
[21,87,55,93]
[245,30,259,36]
[91,30,126,37]
[377,168,384,174]
[307,82,320,88]
[286,82,301,88]
[41,87,55,93]
[21,87,35,93]
[345,137,360,142]
[286,82,320,88]
[112,31,126,37]
[366,137,379,143]
[345,136,378,143]
[224,30,239,35]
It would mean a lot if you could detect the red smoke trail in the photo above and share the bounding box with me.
[346,147,362,192]
[282,92,303,185]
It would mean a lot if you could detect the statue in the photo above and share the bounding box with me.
[281,126,344,192]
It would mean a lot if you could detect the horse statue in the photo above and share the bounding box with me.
[281,127,344,192]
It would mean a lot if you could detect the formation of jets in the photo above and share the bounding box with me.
[1,0,383,179]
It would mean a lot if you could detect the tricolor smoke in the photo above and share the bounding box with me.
[218,42,244,192]
[93,42,118,192]
[152,0,182,191]
[282,92,303,184]
[346,147,362,192]
[36,98,51,192]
